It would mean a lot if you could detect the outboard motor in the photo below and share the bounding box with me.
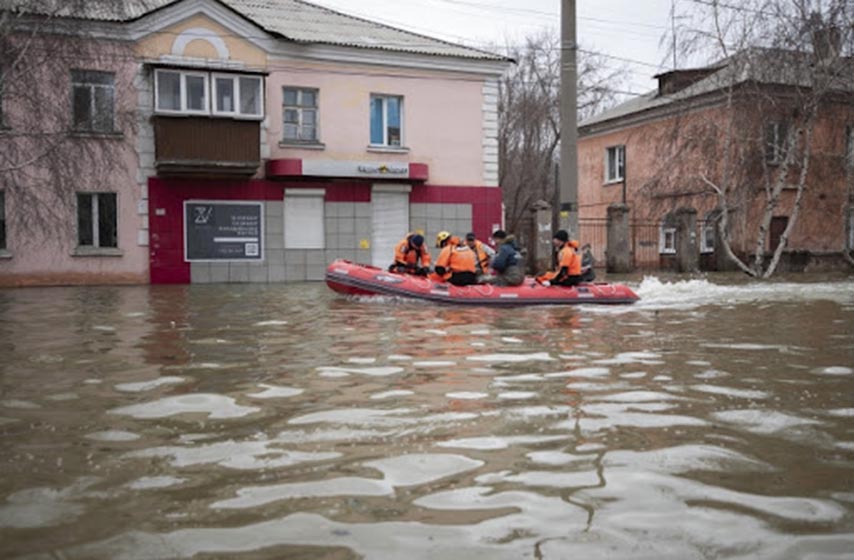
[580,244,596,282]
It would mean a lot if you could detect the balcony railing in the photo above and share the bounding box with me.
[153,116,261,177]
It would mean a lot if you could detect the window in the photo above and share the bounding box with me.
[765,121,788,164]
[71,70,115,133]
[282,87,319,142]
[370,94,403,147]
[701,210,721,254]
[848,208,854,251]
[213,74,263,118]
[660,226,676,254]
[77,193,117,248]
[846,125,853,167]
[605,145,625,183]
[0,190,6,250]
[155,69,208,115]
[284,189,324,249]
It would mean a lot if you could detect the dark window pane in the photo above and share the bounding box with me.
[301,90,316,107]
[370,97,384,144]
[0,191,5,250]
[93,85,114,132]
[98,193,117,248]
[283,88,298,106]
[72,70,113,86]
[77,193,93,246]
[73,85,92,130]
[157,71,181,111]
[186,75,206,111]
[283,123,298,139]
[216,77,234,112]
[239,76,260,115]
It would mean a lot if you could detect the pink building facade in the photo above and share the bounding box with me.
[0,0,509,286]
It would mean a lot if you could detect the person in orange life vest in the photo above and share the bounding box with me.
[464,232,495,278]
[430,231,478,286]
[389,233,431,275]
[536,230,583,286]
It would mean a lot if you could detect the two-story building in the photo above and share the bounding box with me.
[578,48,854,272]
[0,0,510,286]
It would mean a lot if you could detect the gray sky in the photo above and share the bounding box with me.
[310,0,679,96]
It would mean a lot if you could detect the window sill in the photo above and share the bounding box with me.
[72,247,124,257]
[0,249,11,259]
[367,145,409,154]
[69,130,124,140]
[603,179,623,186]
[279,141,325,150]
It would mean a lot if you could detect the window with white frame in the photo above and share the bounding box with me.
[605,145,625,183]
[71,70,115,133]
[284,189,325,249]
[282,87,319,142]
[370,94,403,147]
[0,190,6,250]
[765,121,788,164]
[212,74,263,118]
[77,192,117,248]
[155,69,208,115]
[659,214,677,255]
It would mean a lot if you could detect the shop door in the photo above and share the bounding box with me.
[371,188,410,267]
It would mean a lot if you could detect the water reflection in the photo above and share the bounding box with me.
[0,277,853,559]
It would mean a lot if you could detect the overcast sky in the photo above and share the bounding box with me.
[310,0,679,96]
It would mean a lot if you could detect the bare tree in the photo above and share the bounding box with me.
[648,0,854,277]
[497,31,622,237]
[0,1,142,251]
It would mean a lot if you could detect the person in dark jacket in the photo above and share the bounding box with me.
[488,230,525,286]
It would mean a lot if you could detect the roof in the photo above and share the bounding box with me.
[0,0,506,61]
[581,47,854,130]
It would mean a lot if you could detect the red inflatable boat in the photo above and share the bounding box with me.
[325,260,639,305]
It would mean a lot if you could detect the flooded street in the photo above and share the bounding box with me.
[1,277,854,559]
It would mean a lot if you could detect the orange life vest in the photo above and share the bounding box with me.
[432,238,477,281]
[393,235,431,268]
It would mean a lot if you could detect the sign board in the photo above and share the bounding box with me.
[184,201,264,262]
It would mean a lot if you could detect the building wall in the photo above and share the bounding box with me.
[266,61,489,187]
[578,97,854,259]
[0,35,148,287]
[149,178,500,283]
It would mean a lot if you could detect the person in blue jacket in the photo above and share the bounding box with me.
[488,230,525,286]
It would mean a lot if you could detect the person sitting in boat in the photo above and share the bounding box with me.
[463,232,494,281]
[536,230,583,287]
[389,233,431,276]
[580,243,596,282]
[430,231,478,286]
[485,229,525,286]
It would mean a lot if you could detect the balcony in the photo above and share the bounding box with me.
[153,116,260,177]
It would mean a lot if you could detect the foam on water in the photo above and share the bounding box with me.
[467,352,555,363]
[127,476,186,490]
[446,391,488,400]
[600,276,854,313]
[114,376,186,392]
[110,394,260,419]
[370,390,414,400]
[315,365,405,377]
[246,384,304,399]
[85,430,141,442]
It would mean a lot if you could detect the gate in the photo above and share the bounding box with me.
[578,219,607,268]
[631,221,661,270]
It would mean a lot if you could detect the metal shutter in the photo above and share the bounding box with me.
[371,190,409,267]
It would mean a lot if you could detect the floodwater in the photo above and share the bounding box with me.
[1,275,853,559]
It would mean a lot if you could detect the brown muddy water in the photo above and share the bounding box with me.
[1,276,853,559]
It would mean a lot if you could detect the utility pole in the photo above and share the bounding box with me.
[560,0,578,236]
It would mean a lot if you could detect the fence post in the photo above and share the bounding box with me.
[675,207,699,273]
[531,200,553,275]
[606,203,632,273]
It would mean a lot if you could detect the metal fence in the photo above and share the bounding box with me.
[631,221,662,270]
[578,218,608,267]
